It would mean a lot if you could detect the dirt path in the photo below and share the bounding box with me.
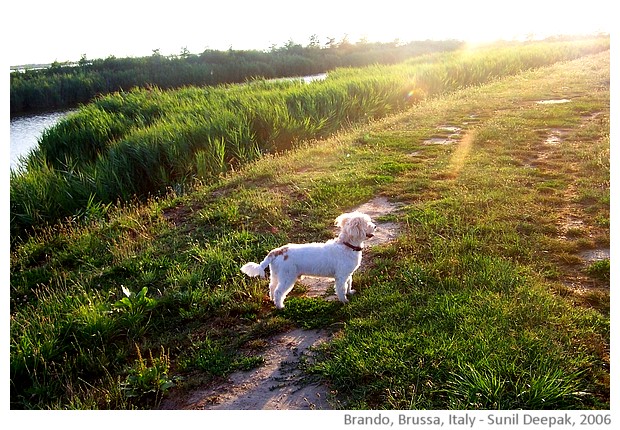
[161,328,333,410]
[161,196,402,410]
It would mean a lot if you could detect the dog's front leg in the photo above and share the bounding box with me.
[335,276,349,304]
[346,275,356,295]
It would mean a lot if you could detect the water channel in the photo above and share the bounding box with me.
[10,110,74,170]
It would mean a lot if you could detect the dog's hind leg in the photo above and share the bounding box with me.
[334,276,350,304]
[268,269,278,300]
[273,272,296,309]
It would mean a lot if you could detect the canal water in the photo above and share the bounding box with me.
[10,110,73,170]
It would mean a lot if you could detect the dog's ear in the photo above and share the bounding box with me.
[347,217,367,239]
[335,213,350,228]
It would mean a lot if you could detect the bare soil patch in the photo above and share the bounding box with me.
[580,248,610,263]
[161,329,332,410]
[422,124,463,146]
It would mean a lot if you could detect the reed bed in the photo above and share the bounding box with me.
[10,38,609,240]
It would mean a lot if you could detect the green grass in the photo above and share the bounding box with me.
[586,259,610,282]
[279,297,344,329]
[10,46,609,409]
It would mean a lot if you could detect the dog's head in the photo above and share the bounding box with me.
[335,211,376,243]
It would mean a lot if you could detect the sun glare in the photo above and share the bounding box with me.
[342,0,608,49]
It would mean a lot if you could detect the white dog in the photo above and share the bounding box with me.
[241,212,376,308]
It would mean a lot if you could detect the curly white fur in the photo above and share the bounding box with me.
[241,212,376,309]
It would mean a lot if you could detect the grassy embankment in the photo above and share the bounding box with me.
[10,42,609,409]
[10,38,608,241]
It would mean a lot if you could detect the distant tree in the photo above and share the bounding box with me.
[308,34,321,48]
[180,47,191,59]
[334,35,353,55]
[79,54,89,67]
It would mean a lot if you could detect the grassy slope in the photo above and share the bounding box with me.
[10,51,609,409]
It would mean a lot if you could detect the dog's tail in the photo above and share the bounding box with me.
[240,246,287,279]
[240,261,266,278]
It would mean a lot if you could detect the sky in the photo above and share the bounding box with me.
[3,0,612,66]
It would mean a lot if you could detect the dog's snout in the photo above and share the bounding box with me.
[366,225,376,238]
